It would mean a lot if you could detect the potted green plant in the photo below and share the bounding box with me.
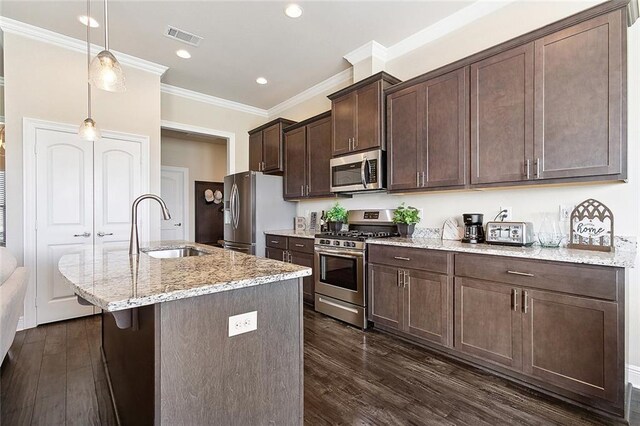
[393,203,421,237]
[325,202,348,232]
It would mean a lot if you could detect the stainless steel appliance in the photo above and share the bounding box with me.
[462,213,485,243]
[486,221,535,246]
[314,209,397,329]
[330,149,385,193]
[223,171,296,256]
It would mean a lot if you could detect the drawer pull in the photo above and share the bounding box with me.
[523,290,529,314]
[295,244,305,248]
[507,270,534,277]
[512,289,519,311]
[270,240,280,244]
[394,256,411,261]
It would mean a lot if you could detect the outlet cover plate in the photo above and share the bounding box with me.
[228,311,257,337]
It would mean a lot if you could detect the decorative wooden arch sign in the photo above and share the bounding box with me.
[568,199,614,252]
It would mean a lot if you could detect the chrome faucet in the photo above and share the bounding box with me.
[129,194,171,255]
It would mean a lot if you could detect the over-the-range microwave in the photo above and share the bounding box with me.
[330,149,386,193]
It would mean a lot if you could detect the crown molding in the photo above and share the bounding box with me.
[0,77,4,87]
[344,40,388,65]
[161,84,268,117]
[268,68,352,118]
[0,17,168,76]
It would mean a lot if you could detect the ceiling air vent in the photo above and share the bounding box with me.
[164,25,203,47]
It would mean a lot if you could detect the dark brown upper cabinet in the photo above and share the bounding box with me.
[533,10,624,180]
[388,67,468,192]
[248,118,296,175]
[328,72,401,158]
[283,112,337,200]
[470,43,534,185]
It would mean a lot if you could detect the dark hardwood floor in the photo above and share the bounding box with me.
[2,308,639,425]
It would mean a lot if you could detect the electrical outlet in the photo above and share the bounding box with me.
[228,311,257,337]
[499,206,512,221]
[559,205,573,221]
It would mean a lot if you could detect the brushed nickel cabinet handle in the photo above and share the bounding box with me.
[534,158,540,178]
[306,185,310,196]
[97,232,113,237]
[354,137,358,148]
[525,159,530,179]
[288,251,292,263]
[512,289,519,312]
[416,172,420,187]
[73,232,91,238]
[507,270,535,277]
[403,270,410,288]
[301,185,304,197]
[295,244,305,248]
[394,256,411,261]
[270,240,280,244]
[421,172,426,187]
[282,251,286,262]
[523,290,529,314]
[397,269,403,287]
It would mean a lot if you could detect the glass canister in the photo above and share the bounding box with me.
[538,213,564,248]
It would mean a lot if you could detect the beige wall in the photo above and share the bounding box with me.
[0,85,5,120]
[161,135,226,241]
[4,33,162,265]
[285,5,640,369]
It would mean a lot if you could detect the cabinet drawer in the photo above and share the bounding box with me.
[455,253,619,301]
[288,237,314,254]
[368,245,448,274]
[265,235,288,249]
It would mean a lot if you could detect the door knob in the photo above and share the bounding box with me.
[174,223,182,227]
[97,232,114,237]
[73,232,91,238]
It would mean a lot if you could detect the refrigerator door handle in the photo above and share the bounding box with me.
[233,183,241,230]
[230,183,238,229]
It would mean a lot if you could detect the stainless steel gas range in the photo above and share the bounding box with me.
[314,209,397,329]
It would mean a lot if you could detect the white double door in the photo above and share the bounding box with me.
[35,127,144,324]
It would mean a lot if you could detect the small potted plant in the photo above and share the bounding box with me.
[325,202,348,232]
[393,203,420,237]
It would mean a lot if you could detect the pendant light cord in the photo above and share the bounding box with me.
[87,0,92,118]
[104,0,109,51]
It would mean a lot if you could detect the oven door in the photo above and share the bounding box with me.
[314,246,365,306]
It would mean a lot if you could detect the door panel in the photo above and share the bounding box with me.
[423,68,468,188]
[354,82,380,152]
[332,93,356,157]
[248,132,262,172]
[368,264,402,330]
[534,12,623,179]
[387,85,421,191]
[265,247,286,261]
[454,278,522,370]
[290,251,314,304]
[160,167,187,241]
[522,289,618,402]
[283,127,306,199]
[306,116,333,197]
[405,269,451,347]
[262,123,282,172]
[471,43,534,184]
[36,130,94,324]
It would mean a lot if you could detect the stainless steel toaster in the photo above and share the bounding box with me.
[485,221,535,247]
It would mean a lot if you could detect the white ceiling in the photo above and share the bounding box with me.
[1,1,474,109]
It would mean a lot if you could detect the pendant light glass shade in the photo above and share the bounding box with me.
[79,118,101,141]
[89,50,126,92]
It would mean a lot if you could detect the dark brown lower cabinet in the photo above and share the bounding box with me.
[266,235,315,305]
[265,246,285,262]
[369,264,450,347]
[289,251,315,306]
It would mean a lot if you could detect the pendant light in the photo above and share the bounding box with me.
[79,0,101,141]
[89,0,125,92]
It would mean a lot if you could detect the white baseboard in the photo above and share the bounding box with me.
[16,316,25,332]
[629,365,640,389]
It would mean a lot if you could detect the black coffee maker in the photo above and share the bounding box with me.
[462,213,485,243]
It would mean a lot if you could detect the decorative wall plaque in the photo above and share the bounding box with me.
[568,199,614,252]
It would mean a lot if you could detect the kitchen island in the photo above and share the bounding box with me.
[58,241,311,426]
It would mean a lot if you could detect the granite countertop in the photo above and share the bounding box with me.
[58,241,312,312]
[265,229,317,239]
[367,237,637,269]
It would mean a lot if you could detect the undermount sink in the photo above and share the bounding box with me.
[143,247,210,259]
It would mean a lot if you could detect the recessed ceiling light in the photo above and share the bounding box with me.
[285,4,303,18]
[176,49,191,59]
[256,77,268,85]
[78,15,99,28]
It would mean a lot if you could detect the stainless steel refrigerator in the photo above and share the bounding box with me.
[223,171,296,256]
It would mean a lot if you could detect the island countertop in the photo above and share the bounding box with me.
[58,241,312,312]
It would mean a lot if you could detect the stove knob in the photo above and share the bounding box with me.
[333,241,340,246]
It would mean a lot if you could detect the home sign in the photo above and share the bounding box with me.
[568,199,614,252]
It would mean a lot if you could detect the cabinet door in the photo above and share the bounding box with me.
[306,116,333,197]
[387,84,421,191]
[265,247,286,262]
[248,132,263,172]
[354,81,381,152]
[332,92,356,157]
[534,11,623,180]
[405,269,451,347]
[454,278,522,370]
[422,67,468,188]
[290,251,315,305]
[262,123,283,173]
[283,127,307,199]
[470,43,534,185]
[368,264,402,330]
[522,289,619,402]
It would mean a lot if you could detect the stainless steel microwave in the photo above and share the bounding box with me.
[330,150,385,193]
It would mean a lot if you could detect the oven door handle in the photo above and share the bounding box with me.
[360,157,368,189]
[315,248,364,258]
